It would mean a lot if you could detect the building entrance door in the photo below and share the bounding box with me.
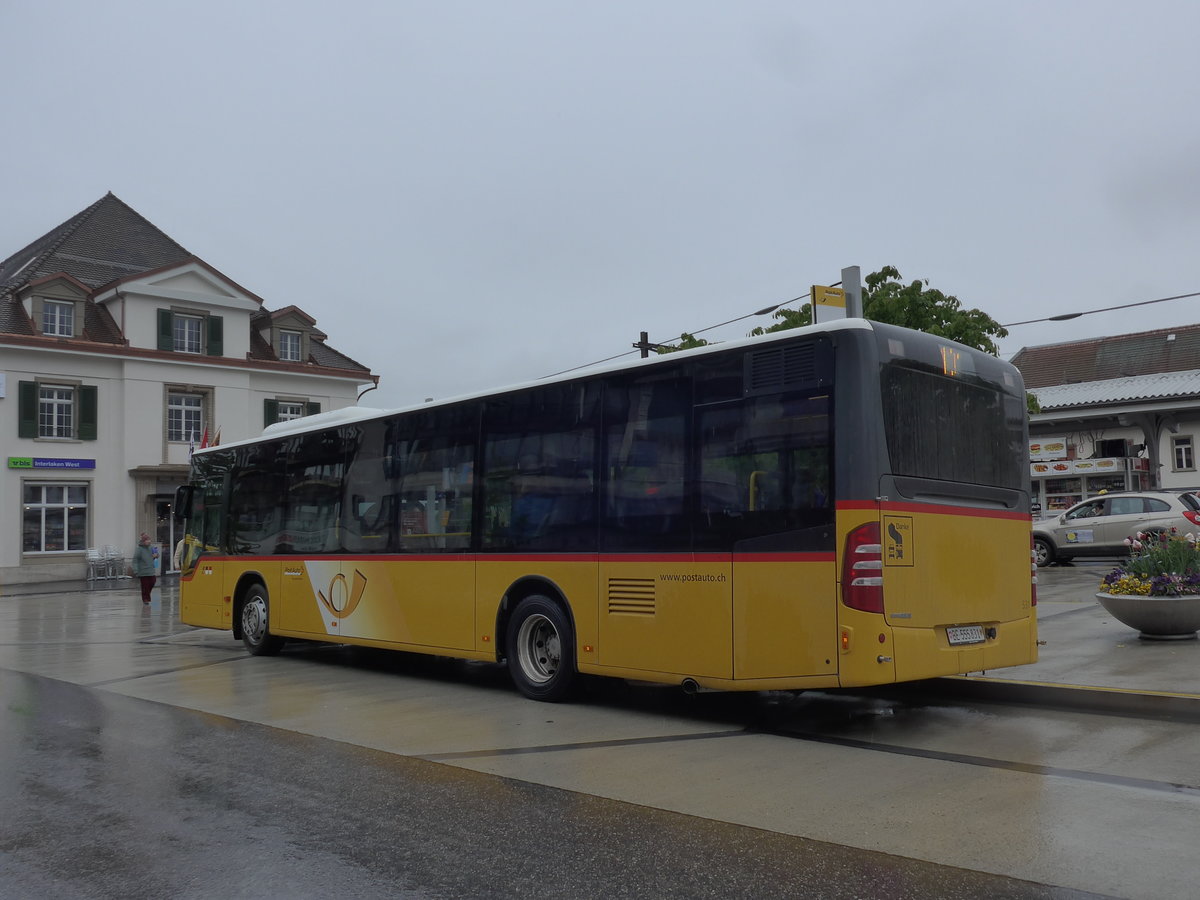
[155,497,179,573]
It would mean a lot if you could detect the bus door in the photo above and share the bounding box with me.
[697,393,837,682]
[598,372,734,677]
[334,416,477,652]
[177,457,229,630]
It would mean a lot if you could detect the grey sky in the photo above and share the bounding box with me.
[5,1,1200,408]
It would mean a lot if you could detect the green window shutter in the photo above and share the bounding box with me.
[305,402,321,416]
[157,309,174,351]
[207,315,224,356]
[18,381,38,438]
[78,386,98,440]
[264,399,279,426]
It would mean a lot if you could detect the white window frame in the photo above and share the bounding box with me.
[1173,435,1195,472]
[22,481,89,553]
[38,384,75,438]
[174,313,203,354]
[42,300,75,337]
[279,329,302,362]
[168,392,205,443]
[277,400,306,421]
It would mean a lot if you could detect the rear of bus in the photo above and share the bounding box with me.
[834,322,1037,686]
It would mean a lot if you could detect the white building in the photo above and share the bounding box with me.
[1012,326,1200,514]
[1,193,376,585]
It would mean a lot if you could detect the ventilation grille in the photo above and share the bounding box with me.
[608,577,656,616]
[746,342,819,393]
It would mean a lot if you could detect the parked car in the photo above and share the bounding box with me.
[1033,490,1200,566]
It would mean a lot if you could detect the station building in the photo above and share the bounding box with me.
[1014,325,1200,515]
[1,193,376,585]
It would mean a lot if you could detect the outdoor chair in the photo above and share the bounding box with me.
[102,545,125,579]
[85,548,104,582]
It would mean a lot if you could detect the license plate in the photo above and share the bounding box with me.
[946,625,986,646]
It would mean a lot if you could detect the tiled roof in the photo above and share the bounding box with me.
[1011,324,1200,388]
[83,300,125,345]
[310,341,369,372]
[1,194,374,379]
[1031,369,1200,410]
[0,192,191,298]
[0,297,34,334]
[248,327,276,361]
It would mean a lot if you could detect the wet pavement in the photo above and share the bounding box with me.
[7,560,1198,706]
[2,566,1198,899]
[979,559,1200,705]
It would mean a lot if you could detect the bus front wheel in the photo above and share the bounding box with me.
[507,595,576,702]
[241,584,285,656]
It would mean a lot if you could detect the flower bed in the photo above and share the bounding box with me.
[1098,530,1200,639]
[1100,530,1200,596]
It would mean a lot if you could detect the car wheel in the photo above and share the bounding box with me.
[241,583,285,656]
[1033,537,1055,567]
[506,594,576,702]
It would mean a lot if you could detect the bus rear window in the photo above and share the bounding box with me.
[881,364,1025,490]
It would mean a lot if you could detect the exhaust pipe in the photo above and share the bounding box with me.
[681,678,700,695]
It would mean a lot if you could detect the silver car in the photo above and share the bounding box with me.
[1033,490,1200,567]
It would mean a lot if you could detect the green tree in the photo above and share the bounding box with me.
[654,332,711,353]
[750,265,1008,356]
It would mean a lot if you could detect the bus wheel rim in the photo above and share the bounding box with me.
[244,597,267,643]
[516,613,560,684]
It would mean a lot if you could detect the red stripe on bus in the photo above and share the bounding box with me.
[192,551,836,564]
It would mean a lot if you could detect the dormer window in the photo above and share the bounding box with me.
[279,329,302,362]
[42,300,75,337]
[174,313,203,353]
[157,309,223,356]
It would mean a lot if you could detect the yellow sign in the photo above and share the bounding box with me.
[811,285,846,307]
[883,515,914,566]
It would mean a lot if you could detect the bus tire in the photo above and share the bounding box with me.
[241,583,285,656]
[506,594,576,702]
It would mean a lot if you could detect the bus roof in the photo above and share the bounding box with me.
[193,317,984,456]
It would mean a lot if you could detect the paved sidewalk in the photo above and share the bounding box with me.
[4,565,1198,709]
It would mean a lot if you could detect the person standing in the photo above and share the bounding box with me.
[132,532,157,604]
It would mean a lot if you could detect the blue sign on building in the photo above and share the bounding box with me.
[7,457,97,470]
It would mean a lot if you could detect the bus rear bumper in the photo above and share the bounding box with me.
[887,616,1039,683]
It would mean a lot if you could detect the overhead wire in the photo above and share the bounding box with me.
[548,284,1200,379]
[542,290,817,378]
[1001,290,1200,327]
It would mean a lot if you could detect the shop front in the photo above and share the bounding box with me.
[1029,436,1150,518]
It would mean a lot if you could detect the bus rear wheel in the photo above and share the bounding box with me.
[507,595,576,702]
[241,584,285,656]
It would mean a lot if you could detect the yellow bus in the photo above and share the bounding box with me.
[175,319,1037,701]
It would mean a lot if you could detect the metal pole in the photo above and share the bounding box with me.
[841,266,862,317]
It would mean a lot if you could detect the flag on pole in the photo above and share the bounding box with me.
[199,427,209,449]
[212,427,221,447]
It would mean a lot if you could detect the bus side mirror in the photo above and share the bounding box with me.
[173,484,194,520]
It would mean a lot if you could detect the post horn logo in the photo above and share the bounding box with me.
[317,569,368,619]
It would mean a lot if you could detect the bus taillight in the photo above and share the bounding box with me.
[843,522,884,614]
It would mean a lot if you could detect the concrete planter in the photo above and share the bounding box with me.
[1096,592,1200,641]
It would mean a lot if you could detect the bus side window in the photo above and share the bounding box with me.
[280,430,347,554]
[694,393,832,552]
[395,406,476,553]
[482,383,599,552]
[603,376,689,551]
[341,420,398,553]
